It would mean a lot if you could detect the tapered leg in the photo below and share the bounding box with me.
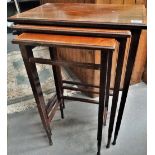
[104,52,113,126]
[97,51,111,155]
[19,45,52,145]
[112,30,142,145]
[49,47,64,119]
[106,39,127,148]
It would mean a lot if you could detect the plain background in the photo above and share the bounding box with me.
[0,1,155,155]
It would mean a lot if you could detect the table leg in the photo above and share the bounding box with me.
[49,47,64,119]
[104,50,113,126]
[112,30,142,145]
[106,38,127,148]
[19,45,52,145]
[97,51,111,155]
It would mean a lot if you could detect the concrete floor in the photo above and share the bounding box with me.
[7,83,147,155]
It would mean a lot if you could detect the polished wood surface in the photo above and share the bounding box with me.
[10,2,147,152]
[12,23,147,93]
[8,3,146,28]
[41,0,94,3]
[96,0,147,85]
[15,32,114,154]
[13,33,116,49]
[12,25,147,94]
[13,24,131,37]
[96,0,146,5]
[42,0,146,5]
[8,2,147,95]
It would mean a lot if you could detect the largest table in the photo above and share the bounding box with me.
[8,2,147,152]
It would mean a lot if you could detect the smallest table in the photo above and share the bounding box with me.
[13,32,116,155]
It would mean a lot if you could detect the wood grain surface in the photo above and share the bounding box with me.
[13,33,116,50]
[8,3,146,28]
[10,1,147,96]
[13,24,131,37]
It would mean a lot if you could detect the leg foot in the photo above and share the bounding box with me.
[46,129,53,145]
[97,139,102,155]
[60,111,64,119]
[106,144,110,149]
[60,102,64,119]
[106,138,111,149]
[49,136,53,145]
[49,139,53,146]
[112,140,116,145]
[97,152,100,155]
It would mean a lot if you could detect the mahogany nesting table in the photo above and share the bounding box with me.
[13,32,117,155]
[8,2,147,154]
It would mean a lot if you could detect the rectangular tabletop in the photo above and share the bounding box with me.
[12,24,131,38]
[8,3,147,29]
[13,33,116,50]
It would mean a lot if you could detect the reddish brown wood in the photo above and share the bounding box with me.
[94,0,147,93]
[142,63,147,83]
[96,0,110,4]
[62,96,99,104]
[131,30,147,84]
[97,51,110,154]
[106,38,127,148]
[49,47,64,119]
[29,57,101,69]
[41,0,94,4]
[10,16,146,96]
[13,32,115,154]
[13,33,116,50]
[46,94,57,114]
[48,101,60,121]
[12,24,131,38]
[9,3,146,97]
[8,3,146,28]
[9,3,146,152]
[111,0,123,4]
[19,45,52,145]
[124,0,135,4]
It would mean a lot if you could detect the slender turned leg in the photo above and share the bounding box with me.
[104,52,113,126]
[19,45,52,145]
[112,30,142,145]
[49,47,64,119]
[97,51,111,155]
[106,39,127,148]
